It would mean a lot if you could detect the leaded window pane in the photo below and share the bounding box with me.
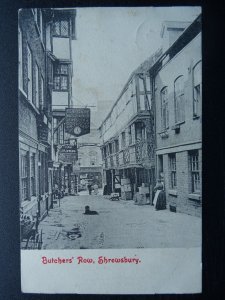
[53,21,60,35]
[61,20,69,36]
[60,64,68,74]
[54,76,60,90]
[61,76,68,90]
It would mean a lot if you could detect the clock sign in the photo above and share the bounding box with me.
[65,108,90,137]
[74,126,81,135]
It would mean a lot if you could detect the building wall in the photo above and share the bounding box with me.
[155,32,202,216]
[53,37,70,59]
[19,9,50,218]
[19,10,46,100]
[52,91,69,109]
[155,33,202,150]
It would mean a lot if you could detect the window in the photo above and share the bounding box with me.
[193,61,202,117]
[115,139,119,152]
[169,153,177,189]
[53,19,69,37]
[139,77,144,93]
[174,76,185,123]
[189,150,200,193]
[35,63,39,108]
[109,143,113,155]
[30,154,36,196]
[121,132,126,148]
[161,87,169,130]
[53,64,69,91]
[128,126,132,145]
[27,45,32,102]
[59,124,64,144]
[21,153,29,201]
[18,27,23,89]
[40,75,44,108]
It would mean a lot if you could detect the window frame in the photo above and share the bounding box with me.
[193,61,202,118]
[35,63,39,108]
[40,74,44,109]
[30,153,36,196]
[169,153,177,189]
[27,44,33,102]
[21,152,29,201]
[53,63,69,91]
[174,75,185,124]
[189,150,201,194]
[53,19,70,38]
[160,86,169,130]
[18,27,23,90]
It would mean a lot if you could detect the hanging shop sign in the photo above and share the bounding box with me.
[65,108,90,137]
[58,144,78,163]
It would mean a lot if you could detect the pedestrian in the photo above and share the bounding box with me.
[153,178,166,210]
[87,183,92,195]
[93,183,98,195]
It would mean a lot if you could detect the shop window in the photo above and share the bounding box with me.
[27,45,33,102]
[161,87,169,130]
[53,63,69,91]
[189,150,201,193]
[53,19,69,37]
[30,154,36,196]
[169,153,177,189]
[193,61,202,117]
[174,76,185,124]
[21,153,29,201]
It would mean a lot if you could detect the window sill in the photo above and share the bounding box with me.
[158,130,169,139]
[168,189,177,196]
[188,193,201,201]
[193,115,200,120]
[52,89,69,93]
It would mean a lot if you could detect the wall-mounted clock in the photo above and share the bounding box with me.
[74,126,81,135]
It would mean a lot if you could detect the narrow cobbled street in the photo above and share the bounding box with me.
[39,193,201,249]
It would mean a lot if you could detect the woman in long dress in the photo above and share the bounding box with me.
[153,179,166,210]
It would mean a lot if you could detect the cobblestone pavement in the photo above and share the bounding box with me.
[39,194,201,249]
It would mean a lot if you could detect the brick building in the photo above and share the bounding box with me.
[153,15,202,216]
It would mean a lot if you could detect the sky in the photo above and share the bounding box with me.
[72,6,201,125]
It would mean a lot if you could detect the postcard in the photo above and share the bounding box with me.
[19,6,202,294]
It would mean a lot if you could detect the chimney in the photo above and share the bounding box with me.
[160,21,191,52]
